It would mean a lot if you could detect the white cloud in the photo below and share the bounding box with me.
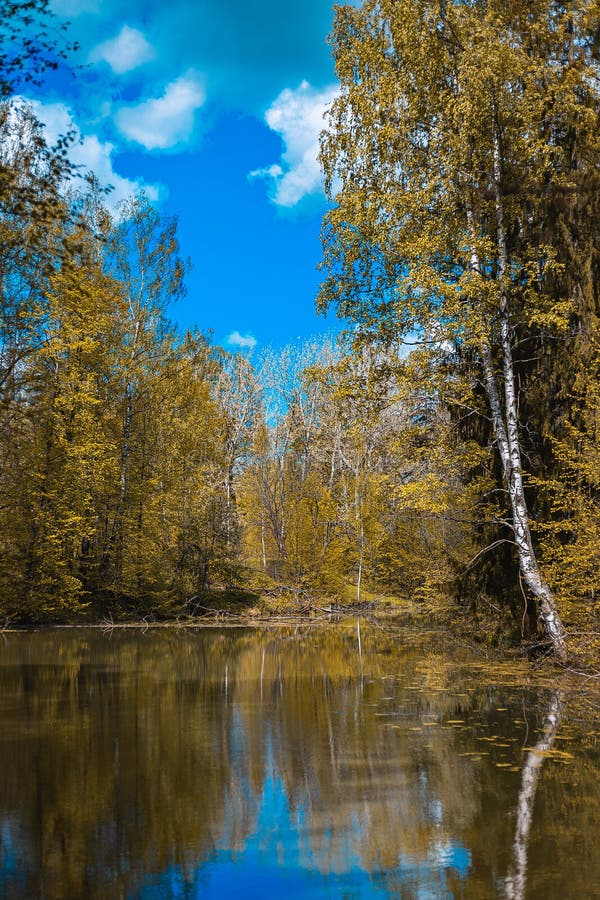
[249,80,337,207]
[227,331,257,350]
[28,99,161,209]
[90,25,155,75]
[115,73,205,150]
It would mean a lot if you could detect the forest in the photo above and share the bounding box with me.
[1,0,599,667]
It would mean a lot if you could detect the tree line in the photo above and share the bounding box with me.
[0,124,466,624]
[1,0,600,663]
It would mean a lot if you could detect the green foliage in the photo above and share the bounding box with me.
[1,0,599,669]
[0,131,253,620]
[317,0,600,655]
[237,340,481,608]
[534,343,600,637]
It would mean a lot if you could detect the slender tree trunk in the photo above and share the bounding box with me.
[491,127,568,662]
[102,318,139,580]
[355,469,364,603]
[260,512,267,570]
[357,531,364,604]
[101,380,133,580]
[329,425,339,491]
[467,183,568,662]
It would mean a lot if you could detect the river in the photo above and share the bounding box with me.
[0,624,597,898]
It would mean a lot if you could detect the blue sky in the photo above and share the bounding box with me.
[26,0,348,350]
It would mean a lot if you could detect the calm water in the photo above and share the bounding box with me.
[0,625,598,899]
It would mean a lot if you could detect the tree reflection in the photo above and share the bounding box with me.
[0,629,595,898]
[505,690,563,900]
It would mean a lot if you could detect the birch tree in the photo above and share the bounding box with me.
[319,0,600,660]
[101,196,187,585]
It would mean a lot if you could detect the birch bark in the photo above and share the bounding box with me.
[467,171,568,662]
[491,126,568,662]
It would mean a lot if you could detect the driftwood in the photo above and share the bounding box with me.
[175,591,381,623]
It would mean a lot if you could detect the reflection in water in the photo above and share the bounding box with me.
[0,627,596,898]
[505,691,563,900]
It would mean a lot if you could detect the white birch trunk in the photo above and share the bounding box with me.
[467,168,568,663]
[357,531,364,604]
[260,513,267,571]
[355,470,364,604]
[491,128,568,662]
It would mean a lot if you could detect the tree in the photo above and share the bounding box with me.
[0,0,75,98]
[99,195,187,590]
[319,0,600,660]
[0,0,76,234]
[18,224,124,615]
[536,340,600,654]
[0,103,72,414]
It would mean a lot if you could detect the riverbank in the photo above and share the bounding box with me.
[3,586,599,674]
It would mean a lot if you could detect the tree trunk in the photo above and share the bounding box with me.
[467,179,568,662]
[260,512,267,570]
[491,126,568,662]
[355,476,364,604]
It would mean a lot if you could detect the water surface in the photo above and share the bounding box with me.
[0,625,598,898]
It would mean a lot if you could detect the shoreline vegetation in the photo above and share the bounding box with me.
[1,2,600,670]
[1,591,597,676]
